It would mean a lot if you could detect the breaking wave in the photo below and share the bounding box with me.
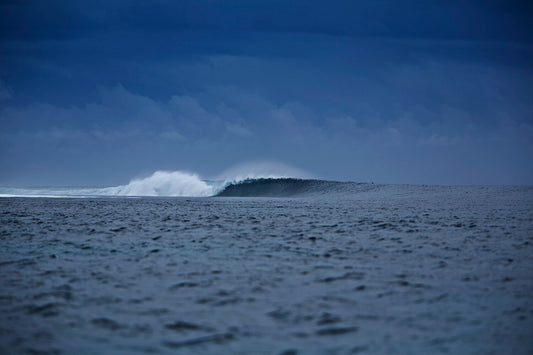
[106,171,217,197]
[0,163,345,198]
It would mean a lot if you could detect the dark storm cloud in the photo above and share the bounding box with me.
[0,1,532,185]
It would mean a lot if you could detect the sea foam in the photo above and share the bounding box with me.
[110,171,216,197]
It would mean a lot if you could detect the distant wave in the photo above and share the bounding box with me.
[0,163,327,198]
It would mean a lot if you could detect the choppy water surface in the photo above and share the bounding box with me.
[1,184,532,354]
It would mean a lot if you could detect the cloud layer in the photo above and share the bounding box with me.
[0,3,532,185]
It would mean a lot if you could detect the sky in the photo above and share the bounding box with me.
[0,0,532,186]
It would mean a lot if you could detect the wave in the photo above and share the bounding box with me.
[0,163,330,198]
[0,177,371,198]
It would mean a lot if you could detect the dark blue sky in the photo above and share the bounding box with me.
[1,1,532,185]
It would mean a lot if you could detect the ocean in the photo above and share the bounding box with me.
[1,179,532,354]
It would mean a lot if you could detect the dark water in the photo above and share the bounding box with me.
[1,184,532,354]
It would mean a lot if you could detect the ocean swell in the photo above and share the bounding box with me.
[0,164,320,198]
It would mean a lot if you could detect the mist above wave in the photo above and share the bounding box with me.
[216,162,314,183]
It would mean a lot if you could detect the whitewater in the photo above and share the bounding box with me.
[0,171,223,198]
[1,167,532,354]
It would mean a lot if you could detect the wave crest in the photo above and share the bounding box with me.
[112,171,216,197]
